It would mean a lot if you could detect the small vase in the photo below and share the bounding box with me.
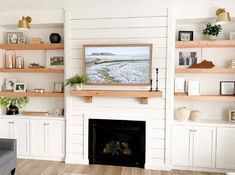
[6,104,19,115]
[208,35,217,41]
[74,84,83,90]
[49,33,61,43]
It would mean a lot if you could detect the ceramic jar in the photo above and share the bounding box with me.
[190,110,202,121]
[208,35,217,41]
[74,84,83,90]
[49,33,61,43]
[175,107,191,121]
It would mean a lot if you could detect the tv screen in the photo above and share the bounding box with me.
[83,44,152,85]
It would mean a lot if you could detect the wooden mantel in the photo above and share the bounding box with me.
[71,90,162,104]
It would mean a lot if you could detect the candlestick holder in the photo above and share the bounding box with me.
[155,68,159,91]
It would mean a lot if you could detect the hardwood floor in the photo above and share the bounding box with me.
[14,159,224,175]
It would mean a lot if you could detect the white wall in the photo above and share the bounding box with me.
[64,2,171,169]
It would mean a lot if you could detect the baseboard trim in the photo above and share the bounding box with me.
[145,163,171,171]
[18,155,64,161]
[65,157,89,165]
[172,165,235,173]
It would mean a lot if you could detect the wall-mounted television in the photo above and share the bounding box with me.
[83,44,152,85]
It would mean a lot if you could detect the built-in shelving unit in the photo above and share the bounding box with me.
[0,91,64,97]
[0,68,64,73]
[0,43,64,50]
[71,90,162,104]
[175,68,235,74]
[175,95,235,102]
[176,40,235,48]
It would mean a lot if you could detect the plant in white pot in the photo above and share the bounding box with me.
[203,23,222,40]
[0,96,29,115]
[65,75,88,90]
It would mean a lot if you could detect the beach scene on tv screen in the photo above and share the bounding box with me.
[85,46,150,84]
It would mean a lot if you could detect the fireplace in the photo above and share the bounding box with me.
[89,119,146,168]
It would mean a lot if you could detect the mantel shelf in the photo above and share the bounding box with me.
[0,68,64,73]
[175,68,235,74]
[71,90,163,104]
[176,40,235,48]
[0,43,64,50]
[175,95,235,101]
[0,91,64,97]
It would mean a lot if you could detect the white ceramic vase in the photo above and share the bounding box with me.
[175,107,191,121]
[208,35,217,41]
[74,84,83,90]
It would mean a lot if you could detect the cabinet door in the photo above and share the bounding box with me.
[47,121,65,157]
[193,126,216,168]
[172,125,193,166]
[0,118,10,138]
[216,127,235,169]
[30,120,46,156]
[11,119,29,156]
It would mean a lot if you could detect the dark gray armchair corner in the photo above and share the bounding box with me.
[0,138,17,175]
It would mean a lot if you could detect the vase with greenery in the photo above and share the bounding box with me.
[203,23,222,40]
[65,75,88,90]
[0,96,29,115]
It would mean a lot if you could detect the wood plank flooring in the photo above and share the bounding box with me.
[14,159,224,175]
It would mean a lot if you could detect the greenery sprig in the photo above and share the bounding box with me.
[203,23,222,36]
[65,75,88,86]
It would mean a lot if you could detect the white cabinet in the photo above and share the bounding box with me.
[172,125,216,168]
[0,118,29,156]
[30,119,65,159]
[216,127,235,169]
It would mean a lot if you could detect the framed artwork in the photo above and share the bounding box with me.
[188,80,200,96]
[46,50,64,68]
[220,81,235,96]
[178,31,193,41]
[229,110,235,122]
[14,83,27,92]
[230,32,235,40]
[175,48,202,68]
[7,32,23,44]
[5,79,16,91]
[175,77,186,93]
[54,82,63,92]
[83,44,152,85]
[18,36,26,44]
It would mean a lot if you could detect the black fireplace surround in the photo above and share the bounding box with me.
[89,119,146,168]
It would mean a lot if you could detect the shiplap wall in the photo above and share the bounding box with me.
[65,4,169,169]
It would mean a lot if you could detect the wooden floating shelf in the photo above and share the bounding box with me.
[175,95,235,102]
[0,43,64,50]
[176,40,235,48]
[175,68,235,74]
[0,91,64,97]
[71,90,163,104]
[0,68,64,73]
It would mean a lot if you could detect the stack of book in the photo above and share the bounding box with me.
[231,60,235,68]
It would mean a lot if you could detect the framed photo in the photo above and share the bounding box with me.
[188,80,200,96]
[46,50,64,68]
[83,44,152,85]
[18,36,26,44]
[178,31,193,41]
[220,81,235,96]
[5,78,16,91]
[54,82,63,92]
[175,48,202,68]
[229,110,235,122]
[230,32,235,40]
[7,32,23,44]
[175,77,186,93]
[14,83,27,92]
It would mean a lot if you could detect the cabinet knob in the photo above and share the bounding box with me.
[190,130,197,132]
[44,123,46,125]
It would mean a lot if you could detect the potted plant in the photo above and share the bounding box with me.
[0,96,29,115]
[65,75,88,90]
[203,23,222,40]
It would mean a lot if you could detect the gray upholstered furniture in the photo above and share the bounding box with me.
[0,139,16,175]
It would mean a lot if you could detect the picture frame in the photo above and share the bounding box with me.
[228,109,235,122]
[175,48,202,68]
[178,31,193,41]
[175,77,186,93]
[5,78,16,91]
[54,82,63,93]
[188,80,200,96]
[7,32,23,44]
[14,82,27,92]
[230,32,235,40]
[220,81,235,96]
[83,44,152,85]
[46,50,64,68]
[18,36,26,44]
